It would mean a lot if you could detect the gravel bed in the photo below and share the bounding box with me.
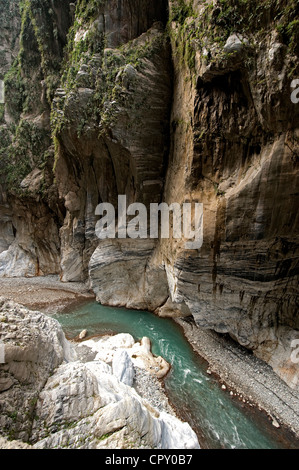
[133,367,176,416]
[0,276,94,313]
[176,317,299,440]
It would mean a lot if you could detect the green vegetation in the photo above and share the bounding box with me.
[168,1,197,70]
[9,411,18,422]
[168,0,299,72]
[51,18,168,143]
[1,119,50,194]
[4,60,25,123]
[76,0,106,23]
[97,430,117,441]
[0,103,4,124]
[60,0,106,93]
[0,0,71,195]
[171,0,195,24]
[20,0,69,103]
[277,18,299,58]
[2,0,298,196]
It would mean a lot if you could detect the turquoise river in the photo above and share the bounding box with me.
[51,301,297,449]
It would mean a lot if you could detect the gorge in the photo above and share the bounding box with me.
[0,0,298,450]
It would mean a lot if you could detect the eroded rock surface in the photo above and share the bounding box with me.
[0,297,75,441]
[89,239,168,310]
[80,334,170,379]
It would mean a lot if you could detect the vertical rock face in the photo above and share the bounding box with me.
[89,239,169,310]
[155,0,299,385]
[0,0,21,271]
[102,0,168,47]
[0,1,298,386]
[0,0,72,277]
[0,0,20,80]
[53,1,172,285]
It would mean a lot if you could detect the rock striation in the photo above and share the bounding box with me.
[155,0,299,387]
[89,239,169,311]
[0,297,75,441]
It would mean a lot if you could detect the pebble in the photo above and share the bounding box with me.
[79,329,87,339]
[272,418,280,428]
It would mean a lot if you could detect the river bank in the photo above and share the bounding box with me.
[0,276,95,312]
[176,317,299,443]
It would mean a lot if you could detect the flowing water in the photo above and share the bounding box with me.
[51,301,296,449]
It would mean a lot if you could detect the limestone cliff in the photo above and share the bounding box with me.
[0,0,298,387]
[159,0,299,387]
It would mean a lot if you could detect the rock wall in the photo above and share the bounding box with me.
[0,0,72,277]
[155,0,299,385]
[0,0,20,81]
[52,1,172,284]
[0,0,298,387]
[0,297,75,441]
